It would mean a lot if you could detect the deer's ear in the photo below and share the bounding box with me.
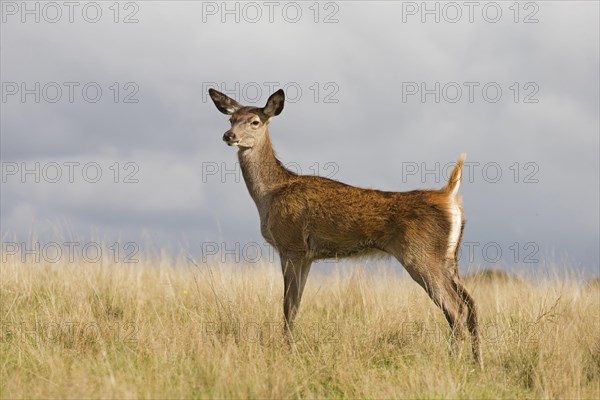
[209,88,241,115]
[263,89,285,117]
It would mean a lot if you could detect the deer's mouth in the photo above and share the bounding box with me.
[223,131,240,146]
[223,134,240,146]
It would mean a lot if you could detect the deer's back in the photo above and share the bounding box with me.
[262,175,453,260]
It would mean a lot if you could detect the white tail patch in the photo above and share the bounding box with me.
[450,167,462,197]
[447,195,462,259]
[446,155,464,258]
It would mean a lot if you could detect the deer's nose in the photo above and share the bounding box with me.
[223,131,236,142]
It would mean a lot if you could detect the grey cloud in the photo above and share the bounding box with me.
[1,1,598,273]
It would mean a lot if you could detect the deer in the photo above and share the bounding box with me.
[208,88,482,367]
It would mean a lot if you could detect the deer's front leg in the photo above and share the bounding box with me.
[281,255,312,342]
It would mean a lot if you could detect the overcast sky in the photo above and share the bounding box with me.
[1,1,598,276]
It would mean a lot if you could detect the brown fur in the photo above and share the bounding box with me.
[209,88,482,367]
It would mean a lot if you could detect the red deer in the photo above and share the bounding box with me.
[209,88,482,367]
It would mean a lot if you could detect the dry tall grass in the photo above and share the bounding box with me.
[1,251,599,399]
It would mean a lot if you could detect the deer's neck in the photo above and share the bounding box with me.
[237,130,292,205]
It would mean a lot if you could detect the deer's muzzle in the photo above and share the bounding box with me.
[223,131,239,146]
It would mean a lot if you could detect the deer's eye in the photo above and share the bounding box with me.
[251,120,260,126]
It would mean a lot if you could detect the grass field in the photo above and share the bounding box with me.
[1,251,599,399]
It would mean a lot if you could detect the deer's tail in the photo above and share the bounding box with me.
[444,153,466,196]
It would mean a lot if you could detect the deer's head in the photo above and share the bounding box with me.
[209,89,284,149]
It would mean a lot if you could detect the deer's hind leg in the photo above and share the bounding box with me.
[452,269,482,367]
[389,245,481,367]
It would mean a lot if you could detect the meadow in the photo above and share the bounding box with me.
[1,250,599,399]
